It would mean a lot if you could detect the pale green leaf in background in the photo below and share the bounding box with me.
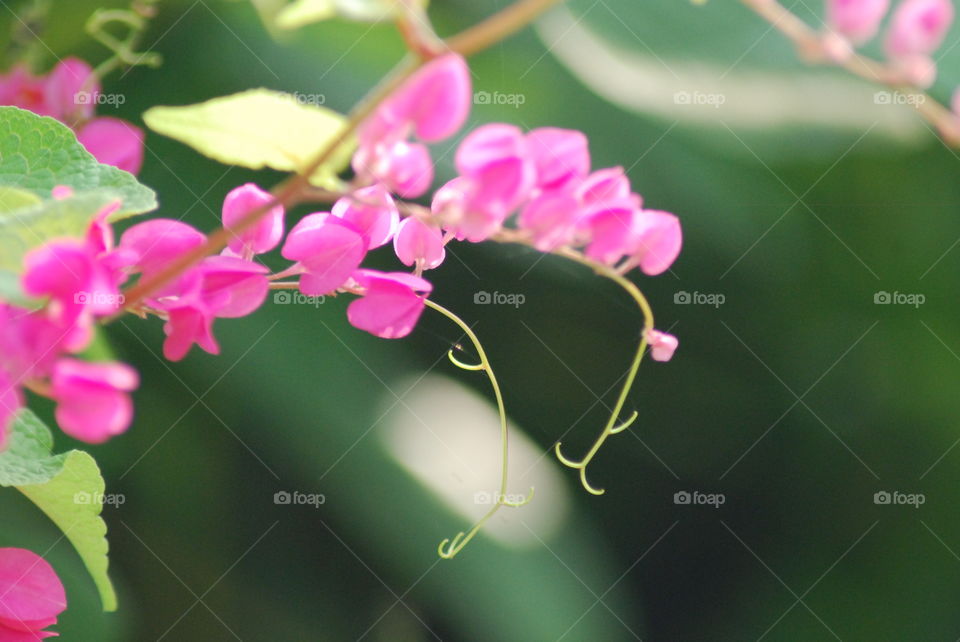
[143,89,355,189]
[275,0,428,29]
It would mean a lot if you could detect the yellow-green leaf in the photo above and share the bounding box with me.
[143,89,354,189]
[276,0,427,29]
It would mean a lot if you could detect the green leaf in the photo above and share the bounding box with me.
[0,106,156,216]
[0,190,121,273]
[143,89,355,189]
[0,410,118,611]
[0,186,42,211]
[275,0,427,28]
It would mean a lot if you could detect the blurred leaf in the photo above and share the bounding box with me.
[275,0,427,28]
[0,190,121,273]
[0,186,42,211]
[142,89,355,189]
[0,410,118,612]
[0,106,157,215]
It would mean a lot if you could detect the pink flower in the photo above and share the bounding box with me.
[353,140,435,199]
[162,303,218,362]
[22,239,122,320]
[331,185,399,249]
[363,54,472,146]
[156,257,269,361]
[51,359,138,443]
[0,548,66,640]
[120,219,207,296]
[646,329,678,362]
[525,127,590,190]
[885,0,954,58]
[0,66,51,116]
[581,203,640,265]
[826,0,890,44]
[455,124,529,176]
[393,217,446,270]
[282,213,368,296]
[347,270,432,339]
[43,57,98,124]
[76,117,145,175]
[518,191,580,251]
[221,183,285,256]
[577,167,636,208]
[630,210,683,276]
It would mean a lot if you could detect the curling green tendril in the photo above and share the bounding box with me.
[551,249,655,496]
[423,299,534,559]
[85,2,162,81]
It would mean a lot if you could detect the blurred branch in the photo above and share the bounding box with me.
[739,0,960,145]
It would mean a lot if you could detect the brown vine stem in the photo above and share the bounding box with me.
[120,0,565,311]
[738,0,960,145]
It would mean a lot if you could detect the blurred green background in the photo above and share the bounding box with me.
[4,0,960,639]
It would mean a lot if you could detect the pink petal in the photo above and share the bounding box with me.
[0,548,66,624]
[632,210,682,276]
[827,0,890,44]
[331,185,399,249]
[197,256,269,318]
[76,118,145,174]
[221,183,284,255]
[576,167,634,208]
[51,359,138,443]
[518,190,580,251]
[0,67,51,116]
[885,0,954,57]
[347,270,432,339]
[525,127,590,190]
[120,219,206,296]
[43,57,98,123]
[455,123,528,176]
[282,214,367,295]
[582,204,638,265]
[393,217,445,269]
[163,303,219,361]
[384,54,472,143]
[646,329,678,362]
[379,141,434,199]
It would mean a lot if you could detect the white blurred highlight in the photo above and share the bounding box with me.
[537,6,927,141]
[381,374,569,548]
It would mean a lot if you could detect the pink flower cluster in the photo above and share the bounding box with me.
[0,52,683,448]
[0,58,144,174]
[825,0,955,87]
[0,193,139,449]
[0,548,66,640]
[285,53,682,352]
